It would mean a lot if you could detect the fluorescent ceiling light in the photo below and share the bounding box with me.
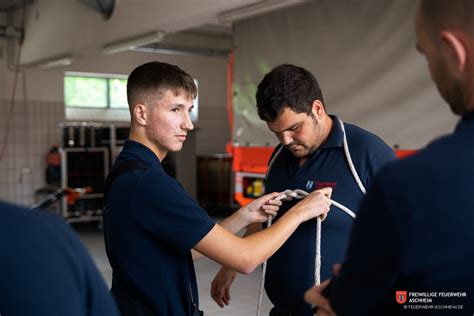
[102,31,166,55]
[218,0,308,23]
[134,45,230,58]
[23,54,73,68]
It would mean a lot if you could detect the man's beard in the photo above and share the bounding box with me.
[286,143,311,158]
[442,80,466,115]
[433,60,466,115]
[286,118,324,159]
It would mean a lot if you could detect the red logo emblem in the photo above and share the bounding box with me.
[396,291,407,304]
[314,181,337,190]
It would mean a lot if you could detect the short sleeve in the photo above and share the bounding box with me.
[130,170,215,254]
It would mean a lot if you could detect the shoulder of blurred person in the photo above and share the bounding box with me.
[328,1,474,314]
[0,200,119,316]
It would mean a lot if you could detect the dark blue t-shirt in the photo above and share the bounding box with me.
[331,112,474,315]
[0,201,118,316]
[104,140,215,315]
[264,116,396,314]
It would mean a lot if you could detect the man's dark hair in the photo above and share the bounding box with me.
[419,0,473,35]
[256,64,325,122]
[127,61,197,108]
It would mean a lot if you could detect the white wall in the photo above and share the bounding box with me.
[232,0,459,149]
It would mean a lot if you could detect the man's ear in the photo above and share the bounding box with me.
[311,100,326,119]
[133,104,147,125]
[440,31,467,77]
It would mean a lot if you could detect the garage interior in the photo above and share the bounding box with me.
[0,0,460,315]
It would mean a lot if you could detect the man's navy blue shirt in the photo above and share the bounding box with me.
[264,116,396,314]
[104,140,215,315]
[0,201,118,316]
[331,112,474,315]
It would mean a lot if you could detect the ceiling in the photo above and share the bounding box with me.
[0,0,308,65]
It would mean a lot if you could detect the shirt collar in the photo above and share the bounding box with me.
[319,115,344,149]
[121,139,163,168]
[455,111,474,133]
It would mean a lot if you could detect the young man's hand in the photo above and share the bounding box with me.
[239,192,282,225]
[290,187,332,222]
[210,266,237,308]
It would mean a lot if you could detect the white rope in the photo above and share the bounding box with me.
[315,216,321,286]
[265,144,284,179]
[256,118,366,316]
[257,189,355,315]
[277,189,356,218]
[338,117,366,195]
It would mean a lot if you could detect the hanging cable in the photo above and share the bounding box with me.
[0,0,27,162]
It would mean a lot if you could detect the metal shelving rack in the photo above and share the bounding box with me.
[59,147,109,223]
[56,122,129,223]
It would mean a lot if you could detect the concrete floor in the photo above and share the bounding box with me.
[75,223,273,315]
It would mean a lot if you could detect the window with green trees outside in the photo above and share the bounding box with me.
[64,72,128,109]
